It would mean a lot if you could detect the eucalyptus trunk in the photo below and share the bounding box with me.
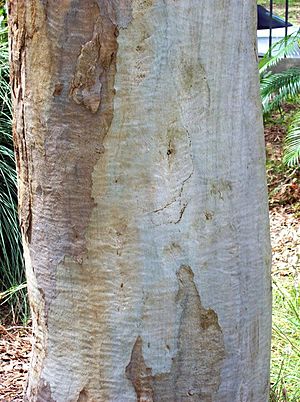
[9,1,271,401]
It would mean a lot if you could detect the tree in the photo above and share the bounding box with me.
[9,1,271,401]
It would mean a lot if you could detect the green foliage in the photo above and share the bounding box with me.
[260,30,300,167]
[270,279,300,402]
[260,27,300,400]
[259,30,300,74]
[0,24,27,323]
[283,110,300,167]
[261,68,300,115]
[0,2,6,28]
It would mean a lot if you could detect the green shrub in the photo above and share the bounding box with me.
[260,30,300,167]
[0,21,27,323]
[270,279,300,401]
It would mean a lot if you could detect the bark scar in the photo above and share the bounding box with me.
[70,15,118,113]
[126,336,154,402]
[126,265,226,401]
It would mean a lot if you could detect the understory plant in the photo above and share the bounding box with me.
[260,29,300,167]
[270,279,300,402]
[0,19,27,322]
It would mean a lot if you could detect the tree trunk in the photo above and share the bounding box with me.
[9,1,271,401]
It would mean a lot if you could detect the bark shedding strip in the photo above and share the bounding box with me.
[9,1,132,400]
[9,0,132,316]
[126,265,226,402]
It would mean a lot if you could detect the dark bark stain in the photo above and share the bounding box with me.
[53,82,63,96]
[35,380,55,402]
[210,179,233,200]
[126,265,226,402]
[77,387,95,402]
[204,211,214,221]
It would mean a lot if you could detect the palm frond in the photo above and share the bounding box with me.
[259,29,300,74]
[260,68,300,115]
[283,110,300,167]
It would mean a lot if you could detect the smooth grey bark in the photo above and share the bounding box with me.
[9,1,271,401]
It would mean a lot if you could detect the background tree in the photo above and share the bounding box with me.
[9,1,271,401]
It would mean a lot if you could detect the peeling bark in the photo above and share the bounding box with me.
[9,1,271,401]
[126,265,225,402]
[126,336,154,402]
[10,0,130,318]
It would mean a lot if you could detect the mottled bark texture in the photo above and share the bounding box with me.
[9,1,271,401]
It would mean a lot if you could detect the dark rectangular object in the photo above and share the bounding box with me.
[257,5,292,30]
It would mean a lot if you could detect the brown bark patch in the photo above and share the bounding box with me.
[172,265,226,401]
[77,387,95,402]
[126,265,225,401]
[9,1,132,318]
[32,380,55,402]
[9,2,132,399]
[69,10,118,114]
[126,336,154,402]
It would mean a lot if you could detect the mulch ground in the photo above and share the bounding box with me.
[265,110,300,211]
[0,325,31,401]
[270,207,300,278]
[0,122,299,401]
